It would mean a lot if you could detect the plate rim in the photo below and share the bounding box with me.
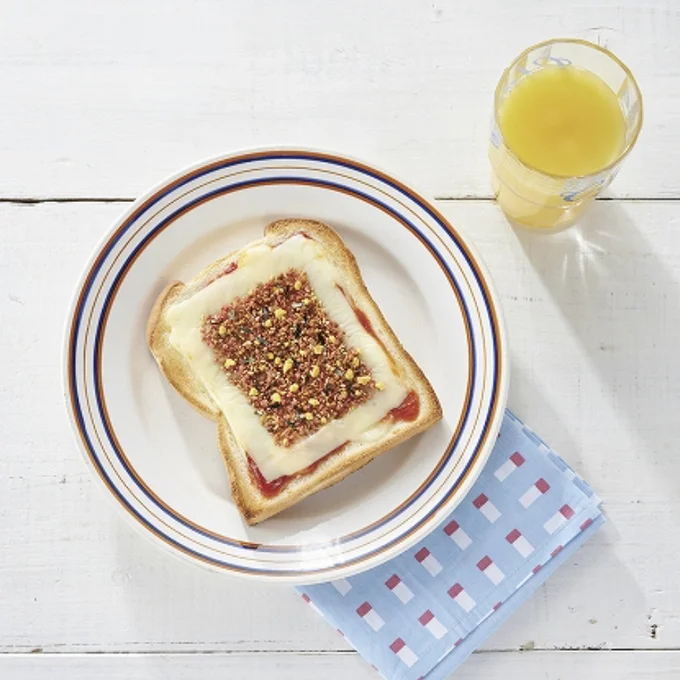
[62,146,509,583]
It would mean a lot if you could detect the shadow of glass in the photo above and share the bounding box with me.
[510,201,680,472]
[508,360,587,477]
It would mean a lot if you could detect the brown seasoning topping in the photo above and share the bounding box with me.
[201,269,377,447]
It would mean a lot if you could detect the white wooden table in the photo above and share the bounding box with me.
[2,2,679,678]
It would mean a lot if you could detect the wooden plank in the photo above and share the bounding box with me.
[0,201,679,654]
[0,0,677,199]
[1,651,679,679]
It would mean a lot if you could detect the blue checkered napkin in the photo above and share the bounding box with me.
[298,411,604,680]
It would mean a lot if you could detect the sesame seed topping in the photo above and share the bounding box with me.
[201,269,377,446]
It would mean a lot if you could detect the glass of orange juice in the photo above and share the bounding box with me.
[489,38,643,231]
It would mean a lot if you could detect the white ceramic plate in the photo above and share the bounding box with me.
[64,149,508,584]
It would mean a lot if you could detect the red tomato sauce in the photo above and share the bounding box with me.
[389,390,420,422]
[353,307,375,336]
[247,442,348,498]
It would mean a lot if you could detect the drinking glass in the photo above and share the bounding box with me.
[489,39,643,231]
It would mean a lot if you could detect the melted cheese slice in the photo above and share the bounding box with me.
[166,235,408,481]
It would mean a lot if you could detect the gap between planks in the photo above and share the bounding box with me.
[1,196,680,205]
[2,647,680,656]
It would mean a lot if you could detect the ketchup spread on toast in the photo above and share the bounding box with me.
[389,390,420,422]
[353,307,375,336]
[247,442,348,498]
[335,284,376,338]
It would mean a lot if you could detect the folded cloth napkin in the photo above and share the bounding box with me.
[298,410,604,680]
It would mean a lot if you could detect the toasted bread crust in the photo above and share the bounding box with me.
[147,281,220,420]
[147,219,442,524]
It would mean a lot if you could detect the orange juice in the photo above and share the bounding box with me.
[489,39,641,231]
[499,65,626,177]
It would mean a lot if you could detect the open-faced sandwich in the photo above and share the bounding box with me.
[147,219,442,524]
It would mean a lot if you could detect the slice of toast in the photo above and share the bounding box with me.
[147,219,442,524]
